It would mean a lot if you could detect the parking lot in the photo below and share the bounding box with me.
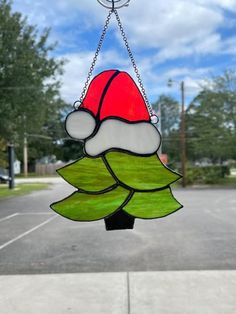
[0,181,236,313]
[0,180,236,274]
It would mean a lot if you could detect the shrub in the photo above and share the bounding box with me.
[186,165,230,185]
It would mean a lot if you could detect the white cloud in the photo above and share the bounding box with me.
[13,0,103,28]
[153,33,222,64]
[13,0,235,56]
[60,50,130,103]
[13,1,224,46]
[122,1,223,48]
[12,0,236,103]
[196,0,236,11]
[59,52,93,104]
[139,65,213,101]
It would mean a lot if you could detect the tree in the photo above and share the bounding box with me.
[152,95,181,163]
[0,137,7,167]
[152,95,180,137]
[186,70,236,163]
[58,140,84,162]
[51,152,182,230]
[0,0,66,163]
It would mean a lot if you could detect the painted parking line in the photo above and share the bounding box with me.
[0,216,57,251]
[0,212,53,223]
[0,213,19,223]
[18,212,54,215]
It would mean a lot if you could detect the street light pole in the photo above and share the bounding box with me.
[168,79,187,187]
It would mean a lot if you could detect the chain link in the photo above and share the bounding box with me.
[75,9,154,117]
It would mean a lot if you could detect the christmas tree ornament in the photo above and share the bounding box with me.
[51,0,183,230]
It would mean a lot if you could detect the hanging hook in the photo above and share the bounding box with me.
[97,0,130,10]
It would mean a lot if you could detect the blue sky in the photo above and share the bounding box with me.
[13,0,236,106]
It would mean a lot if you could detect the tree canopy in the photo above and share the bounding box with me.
[0,0,67,165]
[152,95,180,163]
[186,70,236,163]
[153,71,236,166]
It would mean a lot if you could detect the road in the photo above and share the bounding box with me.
[0,180,236,274]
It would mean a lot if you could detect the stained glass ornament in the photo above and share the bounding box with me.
[50,4,183,230]
[51,70,182,230]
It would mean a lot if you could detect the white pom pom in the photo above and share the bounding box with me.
[151,115,159,124]
[66,110,96,140]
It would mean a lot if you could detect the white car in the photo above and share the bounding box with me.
[0,168,9,183]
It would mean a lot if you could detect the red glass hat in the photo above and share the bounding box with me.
[81,70,150,122]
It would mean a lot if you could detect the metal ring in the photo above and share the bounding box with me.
[97,0,130,9]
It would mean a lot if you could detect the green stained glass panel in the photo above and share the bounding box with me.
[58,157,116,193]
[105,152,181,190]
[123,188,182,219]
[51,186,130,221]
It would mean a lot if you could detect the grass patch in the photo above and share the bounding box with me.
[216,176,236,187]
[174,176,236,188]
[15,173,57,178]
[0,183,49,200]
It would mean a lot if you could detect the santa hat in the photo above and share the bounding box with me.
[66,70,160,156]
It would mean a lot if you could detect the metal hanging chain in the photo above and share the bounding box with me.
[113,9,153,117]
[74,10,113,109]
[75,8,154,118]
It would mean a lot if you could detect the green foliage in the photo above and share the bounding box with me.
[186,165,230,185]
[162,129,181,164]
[51,186,130,221]
[218,176,236,187]
[152,95,180,137]
[0,137,7,167]
[151,71,236,171]
[58,156,116,192]
[105,152,181,190]
[152,95,181,161]
[58,140,84,162]
[186,70,236,163]
[0,0,67,162]
[123,188,182,219]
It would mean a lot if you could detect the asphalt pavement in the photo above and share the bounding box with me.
[0,180,236,274]
[0,180,236,313]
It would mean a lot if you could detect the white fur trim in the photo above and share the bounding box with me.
[66,111,96,140]
[85,119,161,156]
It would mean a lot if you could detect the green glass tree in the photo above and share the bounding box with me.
[51,152,182,230]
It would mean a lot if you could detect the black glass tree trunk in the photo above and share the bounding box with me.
[104,209,135,230]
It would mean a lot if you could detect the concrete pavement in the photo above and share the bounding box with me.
[0,271,235,314]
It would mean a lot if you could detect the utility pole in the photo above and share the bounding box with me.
[180,81,186,187]
[22,133,52,177]
[168,79,187,187]
[23,133,28,177]
[8,144,15,189]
